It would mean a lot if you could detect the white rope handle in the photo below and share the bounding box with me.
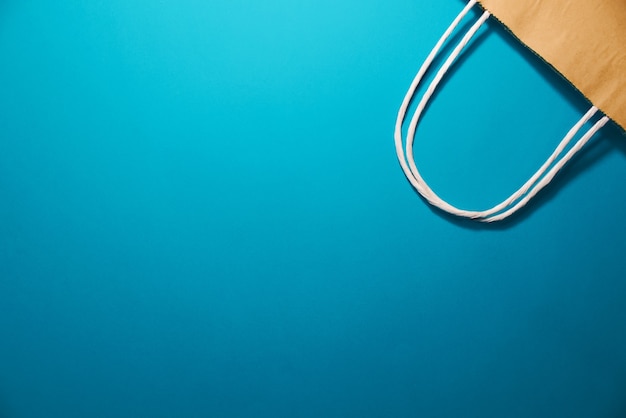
[395,0,610,222]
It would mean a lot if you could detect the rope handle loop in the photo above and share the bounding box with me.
[395,0,610,222]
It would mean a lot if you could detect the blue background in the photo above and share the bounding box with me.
[1,1,625,417]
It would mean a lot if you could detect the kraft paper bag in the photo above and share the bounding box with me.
[394,0,625,222]
[478,0,626,131]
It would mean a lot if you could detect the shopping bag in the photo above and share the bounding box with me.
[395,0,625,222]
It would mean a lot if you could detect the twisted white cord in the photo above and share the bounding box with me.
[395,0,610,222]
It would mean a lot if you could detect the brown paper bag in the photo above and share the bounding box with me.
[394,0,625,222]
[478,0,626,130]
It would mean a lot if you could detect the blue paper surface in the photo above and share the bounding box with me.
[1,1,625,417]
